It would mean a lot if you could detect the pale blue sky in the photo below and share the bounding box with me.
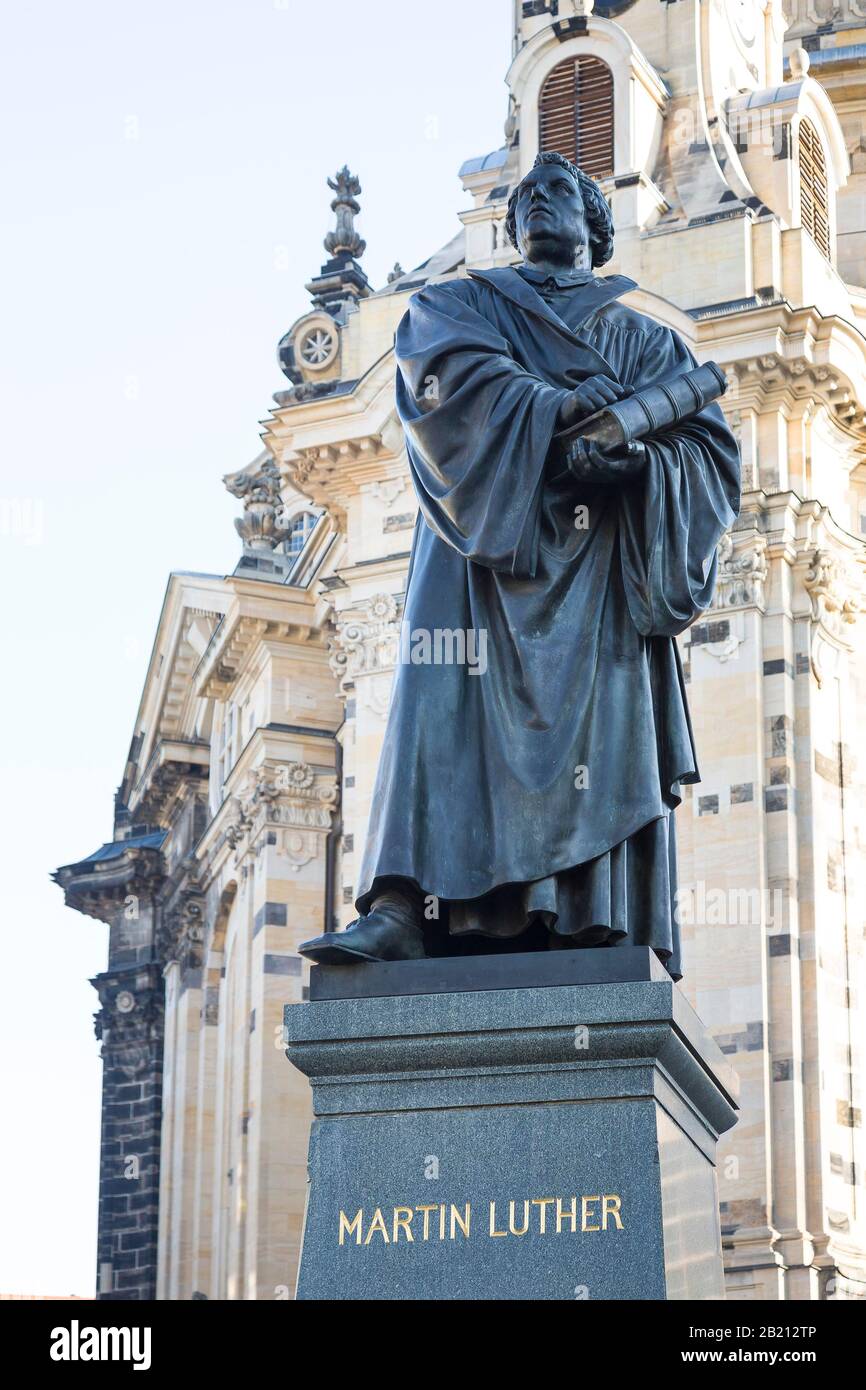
[0,0,511,1296]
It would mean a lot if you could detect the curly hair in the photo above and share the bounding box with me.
[504,152,614,268]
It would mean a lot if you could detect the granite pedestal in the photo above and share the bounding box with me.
[284,947,738,1301]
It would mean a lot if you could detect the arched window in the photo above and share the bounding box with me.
[286,510,318,557]
[538,55,614,180]
[798,119,830,260]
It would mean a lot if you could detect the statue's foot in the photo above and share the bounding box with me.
[299,900,426,965]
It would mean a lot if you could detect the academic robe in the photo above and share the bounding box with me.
[355,264,741,978]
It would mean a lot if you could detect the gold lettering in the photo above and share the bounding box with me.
[556,1197,577,1233]
[603,1194,624,1231]
[339,1209,363,1246]
[392,1207,414,1242]
[581,1196,601,1232]
[450,1203,471,1240]
[415,1204,438,1241]
[508,1199,530,1236]
[489,1201,507,1238]
[531,1197,554,1235]
[344,1193,622,1246]
[364,1207,390,1244]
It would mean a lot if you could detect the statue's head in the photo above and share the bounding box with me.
[505,152,614,269]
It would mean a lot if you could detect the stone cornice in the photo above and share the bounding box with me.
[194,584,329,700]
[128,738,210,825]
[124,577,228,796]
[54,845,164,925]
[262,353,404,520]
[284,431,402,519]
[323,550,412,590]
[694,304,866,441]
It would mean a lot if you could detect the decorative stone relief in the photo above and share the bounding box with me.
[690,609,746,664]
[369,477,407,507]
[713,529,769,611]
[328,592,401,717]
[801,547,866,686]
[804,549,864,638]
[161,892,206,974]
[298,323,338,369]
[93,970,164,1055]
[223,762,337,865]
[223,458,289,552]
[278,829,318,871]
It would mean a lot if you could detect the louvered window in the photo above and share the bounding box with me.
[798,119,831,261]
[538,55,614,179]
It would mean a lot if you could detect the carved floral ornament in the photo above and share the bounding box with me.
[713,529,770,611]
[223,762,337,864]
[328,593,400,685]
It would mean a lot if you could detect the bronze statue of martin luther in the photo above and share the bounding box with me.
[300,152,740,978]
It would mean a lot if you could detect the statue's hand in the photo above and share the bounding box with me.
[568,438,647,484]
[557,375,633,431]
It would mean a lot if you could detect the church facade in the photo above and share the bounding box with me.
[55,0,866,1301]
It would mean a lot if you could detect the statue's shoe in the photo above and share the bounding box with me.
[299,910,426,964]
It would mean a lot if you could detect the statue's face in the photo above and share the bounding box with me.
[514,162,589,266]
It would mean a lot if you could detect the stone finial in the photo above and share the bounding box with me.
[387,262,405,284]
[223,457,288,553]
[324,166,366,259]
[788,47,810,81]
[301,167,371,316]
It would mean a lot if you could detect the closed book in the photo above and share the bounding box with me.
[559,361,728,460]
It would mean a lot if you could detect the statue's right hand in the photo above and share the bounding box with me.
[557,375,633,431]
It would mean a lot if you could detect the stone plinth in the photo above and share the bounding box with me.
[284,948,738,1301]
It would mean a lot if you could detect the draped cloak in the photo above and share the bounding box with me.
[356,265,740,978]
